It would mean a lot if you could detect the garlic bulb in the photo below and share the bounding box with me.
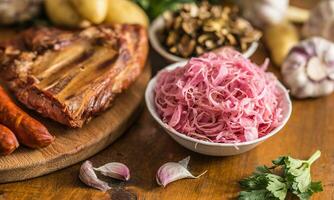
[241,0,289,27]
[303,1,334,41]
[282,37,334,98]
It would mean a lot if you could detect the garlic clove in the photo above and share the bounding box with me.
[306,57,328,81]
[178,156,190,168]
[79,161,111,192]
[94,162,130,181]
[297,81,316,98]
[328,72,334,80]
[284,66,308,88]
[317,80,334,96]
[156,156,207,187]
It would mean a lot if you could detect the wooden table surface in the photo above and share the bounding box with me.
[1,1,332,200]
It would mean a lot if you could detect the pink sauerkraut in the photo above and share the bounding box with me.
[154,49,283,143]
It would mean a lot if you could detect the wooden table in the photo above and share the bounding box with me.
[1,1,332,199]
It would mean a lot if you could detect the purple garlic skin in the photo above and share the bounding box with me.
[94,162,130,181]
[156,156,207,187]
[282,37,334,98]
[79,161,131,191]
[79,161,111,192]
[302,1,334,41]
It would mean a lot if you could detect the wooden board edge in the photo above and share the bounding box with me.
[0,63,151,183]
[0,105,143,183]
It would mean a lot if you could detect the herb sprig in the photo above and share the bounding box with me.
[133,0,219,20]
[239,151,323,200]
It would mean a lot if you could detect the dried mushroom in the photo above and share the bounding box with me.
[161,1,261,58]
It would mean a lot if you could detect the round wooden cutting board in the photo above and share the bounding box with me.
[0,64,151,183]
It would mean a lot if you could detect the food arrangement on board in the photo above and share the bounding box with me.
[0,25,148,128]
[0,0,331,199]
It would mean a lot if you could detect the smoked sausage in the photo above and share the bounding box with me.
[0,124,19,155]
[0,86,54,148]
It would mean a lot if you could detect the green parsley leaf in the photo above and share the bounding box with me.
[133,0,220,19]
[272,150,322,196]
[239,168,287,200]
[239,189,276,200]
[294,181,323,200]
[239,151,323,200]
[255,165,272,174]
[266,174,288,200]
[133,0,196,19]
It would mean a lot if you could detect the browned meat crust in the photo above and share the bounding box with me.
[0,25,148,127]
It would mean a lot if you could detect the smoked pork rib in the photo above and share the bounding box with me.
[0,25,148,127]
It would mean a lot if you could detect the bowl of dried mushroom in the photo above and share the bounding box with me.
[149,2,262,63]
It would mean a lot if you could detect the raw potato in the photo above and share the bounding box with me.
[45,0,90,28]
[264,21,299,67]
[105,0,149,27]
[70,0,108,24]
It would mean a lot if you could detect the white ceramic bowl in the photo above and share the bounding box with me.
[145,61,292,156]
[149,15,259,63]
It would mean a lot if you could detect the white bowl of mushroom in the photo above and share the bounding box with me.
[149,2,262,63]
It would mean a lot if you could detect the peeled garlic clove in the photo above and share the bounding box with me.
[79,161,111,192]
[156,156,207,187]
[94,162,130,181]
[282,37,334,98]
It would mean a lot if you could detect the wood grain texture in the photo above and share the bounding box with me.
[0,64,151,183]
[1,0,333,199]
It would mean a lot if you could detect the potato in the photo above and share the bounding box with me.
[264,21,299,67]
[104,0,149,27]
[70,0,108,24]
[45,0,90,28]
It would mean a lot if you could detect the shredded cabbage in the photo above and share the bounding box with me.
[154,49,283,143]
